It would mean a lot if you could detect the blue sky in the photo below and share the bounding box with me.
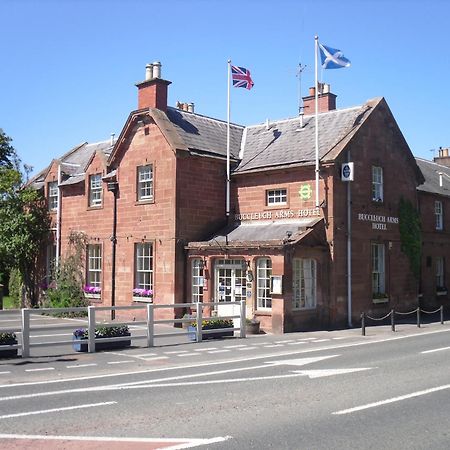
[1,0,449,175]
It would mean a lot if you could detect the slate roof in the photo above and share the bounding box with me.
[235,103,374,173]
[188,218,322,249]
[165,107,244,159]
[416,158,450,197]
[30,140,113,188]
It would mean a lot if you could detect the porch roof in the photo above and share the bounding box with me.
[187,218,324,249]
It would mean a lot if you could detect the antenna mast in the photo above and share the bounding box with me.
[296,63,307,116]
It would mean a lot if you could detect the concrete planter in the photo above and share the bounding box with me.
[246,321,261,334]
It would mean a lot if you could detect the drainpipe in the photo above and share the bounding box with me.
[56,165,62,268]
[107,181,119,321]
[347,150,352,327]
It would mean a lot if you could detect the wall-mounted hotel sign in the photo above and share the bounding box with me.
[235,208,321,221]
[357,213,399,231]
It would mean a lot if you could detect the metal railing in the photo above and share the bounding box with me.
[361,305,444,336]
[0,300,247,358]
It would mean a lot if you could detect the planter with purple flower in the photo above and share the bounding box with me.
[72,325,131,352]
[132,288,153,303]
[84,285,101,300]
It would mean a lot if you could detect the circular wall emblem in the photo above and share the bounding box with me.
[299,184,312,200]
[342,164,351,178]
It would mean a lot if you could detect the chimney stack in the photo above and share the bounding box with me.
[302,83,336,115]
[136,61,171,111]
[434,147,450,167]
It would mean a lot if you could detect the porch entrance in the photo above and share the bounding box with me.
[214,259,248,327]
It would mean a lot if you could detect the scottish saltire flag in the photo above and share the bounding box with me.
[319,43,351,69]
[231,65,254,90]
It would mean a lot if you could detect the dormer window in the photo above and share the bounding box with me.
[89,174,102,207]
[48,181,58,211]
[372,166,383,202]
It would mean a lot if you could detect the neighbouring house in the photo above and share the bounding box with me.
[30,62,450,333]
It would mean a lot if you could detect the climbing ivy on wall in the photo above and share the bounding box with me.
[398,197,422,280]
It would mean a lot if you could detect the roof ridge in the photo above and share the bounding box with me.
[245,104,365,130]
[166,106,244,129]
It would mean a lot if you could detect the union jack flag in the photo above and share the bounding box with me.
[231,65,254,90]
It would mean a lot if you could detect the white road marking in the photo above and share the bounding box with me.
[177,353,201,357]
[0,433,231,447]
[312,339,330,342]
[139,356,169,362]
[1,327,449,391]
[333,384,450,415]
[223,344,247,349]
[265,355,339,367]
[110,352,156,358]
[292,368,373,378]
[107,361,134,365]
[238,347,256,351]
[297,338,318,341]
[421,346,450,354]
[275,340,295,343]
[0,360,309,401]
[208,350,230,354]
[194,347,217,351]
[264,344,284,348]
[164,350,189,354]
[287,342,307,345]
[0,401,117,419]
[25,368,55,372]
[0,372,11,375]
[66,364,97,369]
[332,337,349,340]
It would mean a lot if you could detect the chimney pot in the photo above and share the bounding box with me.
[309,87,315,96]
[153,61,161,78]
[145,64,153,81]
[188,102,194,113]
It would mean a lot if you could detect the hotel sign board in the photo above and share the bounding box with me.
[235,208,321,221]
[357,213,399,231]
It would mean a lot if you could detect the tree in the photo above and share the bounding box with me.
[0,129,20,169]
[0,131,50,307]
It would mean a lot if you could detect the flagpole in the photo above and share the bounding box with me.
[226,59,231,220]
[314,35,320,208]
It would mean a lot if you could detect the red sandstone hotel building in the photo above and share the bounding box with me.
[31,62,450,333]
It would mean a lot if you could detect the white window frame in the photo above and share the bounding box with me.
[135,242,153,290]
[48,181,58,211]
[435,200,443,230]
[256,258,272,310]
[87,244,102,288]
[137,165,154,201]
[46,243,57,283]
[89,174,102,207]
[292,259,316,310]
[372,166,383,202]
[191,258,204,302]
[372,243,386,295]
[436,256,445,289]
[266,188,287,206]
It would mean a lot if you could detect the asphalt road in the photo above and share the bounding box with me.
[1,319,450,449]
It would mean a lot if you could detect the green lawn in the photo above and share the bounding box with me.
[1,296,16,309]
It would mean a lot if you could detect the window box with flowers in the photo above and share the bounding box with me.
[0,332,18,358]
[132,288,153,303]
[84,285,101,300]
